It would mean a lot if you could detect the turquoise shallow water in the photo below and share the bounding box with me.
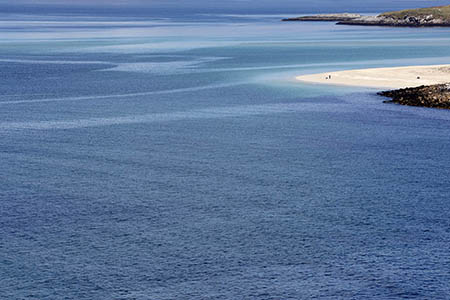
[1,13,450,299]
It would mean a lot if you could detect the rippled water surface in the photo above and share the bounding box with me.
[1,13,450,299]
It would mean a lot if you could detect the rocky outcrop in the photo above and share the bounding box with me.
[338,15,450,27]
[283,5,450,27]
[379,84,450,109]
[282,13,361,22]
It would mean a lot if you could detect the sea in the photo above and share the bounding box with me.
[1,11,450,299]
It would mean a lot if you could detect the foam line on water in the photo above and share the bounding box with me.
[0,82,246,105]
[84,41,240,53]
[102,56,229,74]
[0,103,349,130]
[0,58,112,65]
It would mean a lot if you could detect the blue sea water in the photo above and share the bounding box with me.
[1,12,450,299]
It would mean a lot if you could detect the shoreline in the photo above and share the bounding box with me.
[296,65,450,89]
[283,5,450,27]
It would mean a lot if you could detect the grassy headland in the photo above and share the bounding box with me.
[380,5,450,22]
[284,5,450,27]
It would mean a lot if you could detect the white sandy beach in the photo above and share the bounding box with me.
[297,65,450,89]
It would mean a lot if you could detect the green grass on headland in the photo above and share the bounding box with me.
[381,5,450,21]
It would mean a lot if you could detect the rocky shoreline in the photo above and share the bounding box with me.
[379,84,450,109]
[284,5,450,27]
[282,13,361,22]
[338,15,450,27]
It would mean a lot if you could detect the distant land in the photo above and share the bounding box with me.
[283,5,450,27]
[282,13,362,22]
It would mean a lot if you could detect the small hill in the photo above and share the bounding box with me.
[339,5,450,27]
[380,5,450,22]
[284,5,450,27]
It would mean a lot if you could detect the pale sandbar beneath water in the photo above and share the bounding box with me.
[297,65,450,89]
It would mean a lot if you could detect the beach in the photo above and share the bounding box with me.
[296,65,450,89]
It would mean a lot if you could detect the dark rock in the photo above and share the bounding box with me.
[378,84,450,109]
[338,15,450,27]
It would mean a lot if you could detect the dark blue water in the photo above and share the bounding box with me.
[1,13,450,299]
